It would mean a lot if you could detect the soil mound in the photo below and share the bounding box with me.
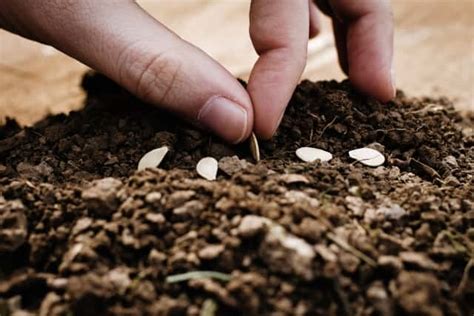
[0,73,473,315]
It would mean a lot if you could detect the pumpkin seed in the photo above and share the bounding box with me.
[349,148,385,167]
[196,157,218,180]
[249,132,260,162]
[296,147,333,162]
[137,146,169,171]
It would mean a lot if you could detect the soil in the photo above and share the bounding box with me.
[0,72,473,316]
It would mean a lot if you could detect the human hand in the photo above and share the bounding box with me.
[0,0,394,143]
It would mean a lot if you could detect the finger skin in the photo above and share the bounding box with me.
[332,19,349,74]
[318,0,395,102]
[0,0,254,143]
[248,0,310,139]
[309,0,321,38]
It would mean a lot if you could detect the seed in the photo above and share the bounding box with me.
[249,132,260,162]
[349,147,385,167]
[196,157,218,181]
[137,146,169,171]
[296,147,333,162]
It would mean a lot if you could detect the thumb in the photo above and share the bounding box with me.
[1,1,253,143]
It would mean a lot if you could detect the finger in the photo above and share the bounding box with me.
[0,1,253,144]
[309,1,321,38]
[332,19,349,74]
[248,0,310,139]
[329,0,395,102]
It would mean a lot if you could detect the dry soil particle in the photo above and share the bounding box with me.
[0,72,473,316]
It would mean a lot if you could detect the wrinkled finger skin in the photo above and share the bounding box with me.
[248,0,394,139]
[248,0,310,139]
[0,0,395,143]
[0,1,254,144]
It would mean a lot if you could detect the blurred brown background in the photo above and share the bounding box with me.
[0,0,473,126]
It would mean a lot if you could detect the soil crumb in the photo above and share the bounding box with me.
[0,72,473,315]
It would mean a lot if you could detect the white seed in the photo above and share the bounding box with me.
[295,147,333,162]
[349,147,385,167]
[196,157,218,181]
[250,132,261,162]
[137,146,169,171]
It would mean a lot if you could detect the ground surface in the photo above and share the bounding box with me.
[0,0,473,125]
[0,74,473,315]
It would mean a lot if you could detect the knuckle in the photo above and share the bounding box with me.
[117,43,182,105]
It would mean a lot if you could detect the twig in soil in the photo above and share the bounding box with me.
[165,271,231,284]
[200,299,218,316]
[305,116,338,148]
[326,232,377,267]
[319,116,338,138]
[373,128,408,133]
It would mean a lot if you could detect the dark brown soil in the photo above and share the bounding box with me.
[0,73,473,316]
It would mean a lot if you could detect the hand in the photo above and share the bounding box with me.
[0,0,394,143]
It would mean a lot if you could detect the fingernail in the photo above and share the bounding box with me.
[198,96,248,144]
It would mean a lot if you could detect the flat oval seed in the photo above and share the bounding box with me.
[349,148,385,167]
[138,146,169,171]
[196,157,218,181]
[296,147,333,162]
[250,132,260,162]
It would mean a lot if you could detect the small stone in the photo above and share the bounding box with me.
[349,147,385,167]
[145,213,166,224]
[196,157,218,180]
[284,191,319,208]
[238,215,270,238]
[145,192,162,204]
[378,255,403,273]
[218,156,251,176]
[296,147,333,162]
[16,161,53,180]
[82,178,122,216]
[71,217,93,236]
[137,146,169,171]
[173,200,205,217]
[167,190,196,208]
[444,175,460,186]
[443,155,458,168]
[345,196,366,216]
[399,251,440,270]
[107,268,131,294]
[278,174,309,184]
[376,203,407,220]
[259,225,315,281]
[198,244,225,260]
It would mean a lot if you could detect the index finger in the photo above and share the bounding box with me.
[248,0,310,139]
